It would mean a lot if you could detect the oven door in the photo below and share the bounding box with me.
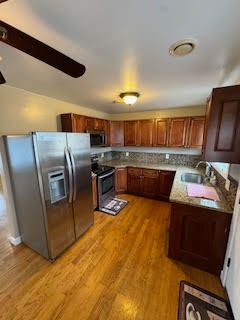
[98,170,115,209]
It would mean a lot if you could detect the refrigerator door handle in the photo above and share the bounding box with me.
[65,147,73,203]
[68,147,77,201]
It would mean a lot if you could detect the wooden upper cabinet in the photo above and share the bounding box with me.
[168,118,189,147]
[110,121,124,146]
[95,118,105,130]
[61,113,86,132]
[85,117,95,130]
[187,117,205,148]
[124,121,140,146]
[85,117,105,131]
[204,85,240,163]
[153,119,169,146]
[104,120,110,146]
[139,120,154,146]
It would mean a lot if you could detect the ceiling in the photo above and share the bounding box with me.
[0,0,240,113]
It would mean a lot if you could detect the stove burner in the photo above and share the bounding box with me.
[92,165,114,176]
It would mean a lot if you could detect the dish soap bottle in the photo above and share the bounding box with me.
[210,170,217,186]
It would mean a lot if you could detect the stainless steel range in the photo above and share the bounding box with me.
[91,155,115,210]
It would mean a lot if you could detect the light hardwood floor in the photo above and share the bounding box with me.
[0,193,225,320]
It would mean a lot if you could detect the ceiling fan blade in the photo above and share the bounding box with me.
[0,0,8,3]
[0,20,86,78]
[0,71,6,84]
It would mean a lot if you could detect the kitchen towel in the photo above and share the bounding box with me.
[187,183,220,201]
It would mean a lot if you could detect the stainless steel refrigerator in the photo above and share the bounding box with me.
[3,132,93,260]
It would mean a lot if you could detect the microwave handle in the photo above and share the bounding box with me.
[98,170,115,179]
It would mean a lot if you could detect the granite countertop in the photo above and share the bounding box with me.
[102,160,233,214]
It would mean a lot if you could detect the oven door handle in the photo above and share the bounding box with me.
[98,170,115,179]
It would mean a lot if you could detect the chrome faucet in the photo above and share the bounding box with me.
[195,161,212,177]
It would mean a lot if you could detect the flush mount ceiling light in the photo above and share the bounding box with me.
[169,39,197,57]
[119,92,140,106]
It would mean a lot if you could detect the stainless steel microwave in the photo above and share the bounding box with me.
[87,130,106,147]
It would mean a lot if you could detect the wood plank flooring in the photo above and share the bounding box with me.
[0,193,225,320]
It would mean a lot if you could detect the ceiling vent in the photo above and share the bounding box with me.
[169,39,197,57]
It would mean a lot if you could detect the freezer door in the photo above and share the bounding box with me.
[67,133,94,238]
[34,132,76,259]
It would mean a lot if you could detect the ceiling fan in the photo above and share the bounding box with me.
[0,19,86,85]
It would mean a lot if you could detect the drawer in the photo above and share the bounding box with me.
[142,169,159,178]
[127,167,142,176]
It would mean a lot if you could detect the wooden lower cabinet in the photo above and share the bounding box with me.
[115,168,127,194]
[126,167,175,200]
[92,175,98,210]
[127,168,142,195]
[141,169,159,198]
[158,170,176,201]
[168,203,231,275]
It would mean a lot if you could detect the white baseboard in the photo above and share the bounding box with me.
[8,236,22,246]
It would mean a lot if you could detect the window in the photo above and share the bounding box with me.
[211,162,230,179]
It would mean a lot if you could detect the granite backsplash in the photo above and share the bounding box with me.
[95,150,201,167]
[212,168,238,210]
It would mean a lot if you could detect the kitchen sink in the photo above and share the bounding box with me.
[181,173,204,184]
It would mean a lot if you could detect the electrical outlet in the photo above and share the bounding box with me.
[165,153,169,160]
[126,152,129,157]
[101,153,104,158]
[225,178,230,191]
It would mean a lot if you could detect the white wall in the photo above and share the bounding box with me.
[0,85,109,135]
[229,164,240,181]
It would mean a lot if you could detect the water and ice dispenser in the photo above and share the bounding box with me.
[48,170,67,204]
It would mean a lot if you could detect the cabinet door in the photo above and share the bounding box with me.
[124,121,139,146]
[104,120,110,146]
[204,85,240,163]
[92,176,98,210]
[153,119,169,146]
[187,117,205,148]
[142,169,159,198]
[110,121,124,146]
[158,170,175,200]
[168,203,231,275]
[95,118,105,130]
[139,120,154,146]
[85,117,95,130]
[75,115,86,132]
[115,168,127,194]
[60,114,85,132]
[127,167,142,195]
[168,118,188,147]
